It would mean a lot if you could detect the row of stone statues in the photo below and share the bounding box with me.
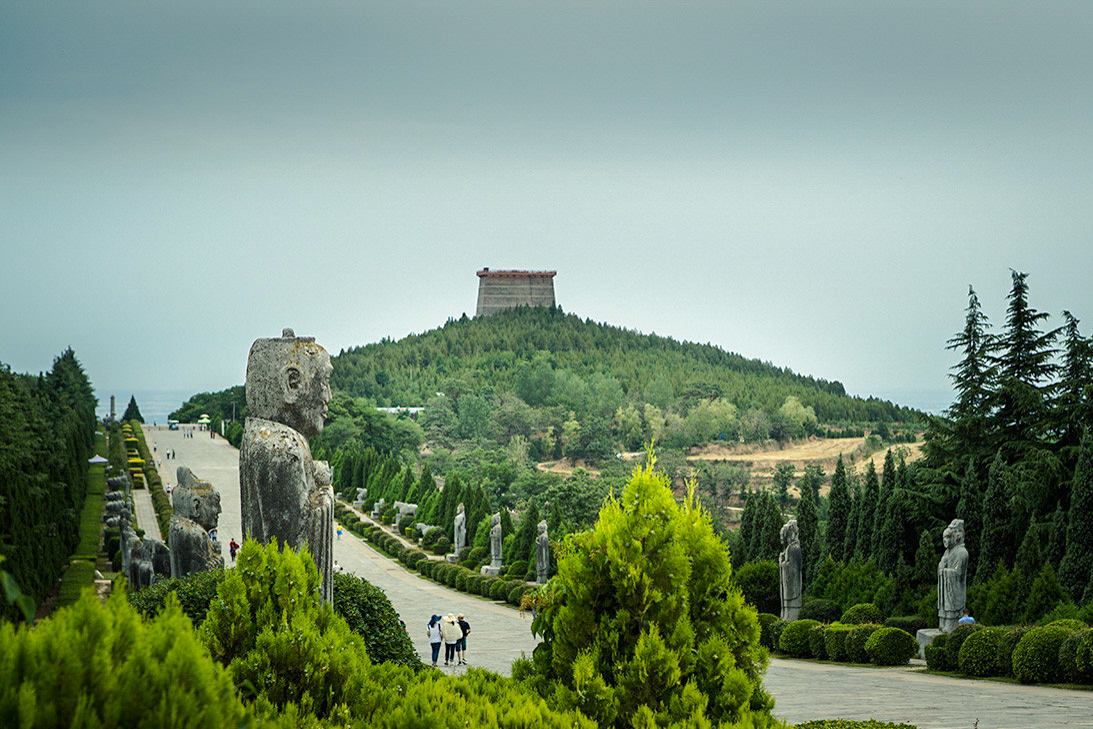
[778,515,970,633]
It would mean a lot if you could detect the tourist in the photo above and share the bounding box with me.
[440,613,462,666]
[456,613,470,665]
[334,560,344,573]
[337,525,342,540]
[957,609,976,626]
[229,538,239,561]
[427,615,442,667]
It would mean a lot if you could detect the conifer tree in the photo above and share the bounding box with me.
[1053,311,1092,453]
[796,487,819,587]
[875,488,905,575]
[977,451,1014,584]
[855,462,880,560]
[955,459,982,582]
[122,395,144,423]
[512,502,541,562]
[826,455,850,563]
[842,478,861,562]
[772,462,794,512]
[755,491,784,562]
[739,491,756,563]
[1047,505,1067,569]
[938,286,997,464]
[1059,435,1093,601]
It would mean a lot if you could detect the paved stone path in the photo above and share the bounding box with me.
[147,424,1093,725]
[130,488,162,541]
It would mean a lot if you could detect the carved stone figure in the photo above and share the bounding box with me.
[454,503,467,555]
[371,498,386,520]
[937,518,970,632]
[128,538,170,591]
[353,487,367,509]
[170,467,225,578]
[394,501,418,519]
[779,519,802,621]
[481,513,503,576]
[535,519,550,584]
[239,328,335,602]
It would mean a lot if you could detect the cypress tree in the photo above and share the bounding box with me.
[978,451,1014,584]
[1059,435,1093,601]
[1047,505,1067,569]
[796,488,819,587]
[912,529,937,589]
[856,461,880,560]
[512,501,540,562]
[955,459,982,583]
[875,489,904,575]
[842,478,861,562]
[122,395,144,423]
[739,491,756,563]
[756,492,784,562]
[827,455,850,563]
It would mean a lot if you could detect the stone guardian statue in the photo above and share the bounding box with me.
[454,502,467,555]
[481,512,503,576]
[535,519,550,584]
[169,466,225,578]
[937,518,969,632]
[779,519,802,621]
[239,328,336,602]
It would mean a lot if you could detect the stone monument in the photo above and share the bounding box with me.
[937,518,969,632]
[779,519,802,621]
[454,503,467,555]
[169,466,225,578]
[239,328,336,603]
[535,519,550,584]
[480,512,503,577]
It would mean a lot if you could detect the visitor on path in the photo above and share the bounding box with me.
[456,613,470,665]
[334,560,344,573]
[957,609,976,626]
[229,538,239,561]
[337,525,342,540]
[427,615,443,667]
[440,613,462,666]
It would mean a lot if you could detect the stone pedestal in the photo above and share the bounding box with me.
[916,628,943,660]
[480,565,501,577]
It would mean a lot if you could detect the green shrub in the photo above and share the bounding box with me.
[507,559,529,577]
[480,576,498,597]
[840,603,883,625]
[1012,625,1073,684]
[808,623,828,659]
[490,579,511,601]
[884,615,927,634]
[796,721,917,729]
[432,534,452,556]
[1046,618,1087,632]
[128,569,226,625]
[844,624,882,663]
[771,619,789,651]
[823,624,854,662]
[800,598,841,624]
[1078,600,1093,624]
[332,571,422,669]
[55,559,97,610]
[942,623,982,669]
[422,527,441,548]
[1074,630,1093,683]
[465,545,489,569]
[997,626,1031,677]
[734,560,780,614]
[455,568,470,592]
[779,619,820,657]
[757,612,780,650]
[1058,629,1089,683]
[507,583,528,606]
[957,626,1006,677]
[864,627,916,666]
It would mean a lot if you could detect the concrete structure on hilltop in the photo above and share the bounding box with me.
[475,268,556,316]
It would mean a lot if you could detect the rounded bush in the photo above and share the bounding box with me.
[841,603,884,625]
[757,613,780,650]
[865,627,917,666]
[432,534,452,556]
[800,598,841,624]
[734,560,780,614]
[943,623,982,669]
[1012,625,1072,684]
[1074,630,1093,684]
[422,528,441,547]
[957,626,1006,676]
[808,623,828,659]
[455,569,470,592]
[844,624,882,663]
[997,626,1031,677]
[506,583,527,606]
[779,619,820,657]
[1046,619,1087,632]
[1058,628,1089,683]
[884,615,928,634]
[770,619,788,651]
[490,579,510,600]
[507,560,528,577]
[823,624,855,662]
[479,577,498,597]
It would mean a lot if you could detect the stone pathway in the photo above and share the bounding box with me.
[130,488,162,541]
[147,423,1093,724]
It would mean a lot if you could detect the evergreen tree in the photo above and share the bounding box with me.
[1053,311,1092,454]
[855,462,880,560]
[977,451,1014,584]
[875,488,905,575]
[772,462,794,512]
[512,502,541,562]
[1059,435,1093,601]
[739,491,756,563]
[955,459,982,582]
[912,529,937,589]
[755,491,784,562]
[1047,504,1067,569]
[796,488,819,587]
[122,395,144,423]
[938,286,997,464]
[826,455,850,562]
[842,478,861,562]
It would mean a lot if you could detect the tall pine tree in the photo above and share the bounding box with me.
[935,286,996,466]
[826,455,850,563]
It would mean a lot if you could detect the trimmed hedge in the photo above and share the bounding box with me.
[844,624,882,664]
[809,623,828,659]
[800,598,841,624]
[942,624,982,670]
[884,616,927,634]
[1058,629,1089,683]
[55,559,97,609]
[924,633,949,671]
[1013,625,1073,684]
[823,624,855,662]
[997,626,1031,677]
[1075,630,1093,684]
[841,603,883,625]
[864,627,916,666]
[957,626,1007,677]
[780,619,820,657]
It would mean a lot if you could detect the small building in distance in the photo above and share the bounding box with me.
[475,267,557,317]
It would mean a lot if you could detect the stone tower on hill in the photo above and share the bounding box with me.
[475,268,557,316]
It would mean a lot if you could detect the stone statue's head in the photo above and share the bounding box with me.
[457,502,465,514]
[781,519,799,545]
[537,519,548,535]
[943,519,965,548]
[491,512,501,528]
[246,328,333,438]
[174,467,222,532]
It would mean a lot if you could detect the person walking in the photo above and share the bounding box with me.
[229,538,239,562]
[426,615,442,667]
[440,613,461,666]
[456,613,470,665]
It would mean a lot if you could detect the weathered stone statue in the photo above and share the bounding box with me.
[535,519,550,584]
[779,519,802,621]
[128,538,170,590]
[239,328,335,603]
[937,518,969,632]
[170,467,225,578]
[481,513,503,576]
[454,503,467,555]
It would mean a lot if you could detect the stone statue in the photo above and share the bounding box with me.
[779,519,802,621]
[535,519,550,584]
[937,518,969,632]
[170,467,225,578]
[454,503,467,555]
[128,538,170,591]
[239,328,335,602]
[481,513,503,576]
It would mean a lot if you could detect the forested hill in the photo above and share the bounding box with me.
[332,307,915,424]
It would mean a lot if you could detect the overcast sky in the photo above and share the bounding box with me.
[2,1,1091,419]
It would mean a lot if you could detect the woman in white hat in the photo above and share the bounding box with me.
[439,612,462,666]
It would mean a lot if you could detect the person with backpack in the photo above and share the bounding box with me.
[456,613,470,665]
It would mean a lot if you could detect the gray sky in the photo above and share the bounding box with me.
[3,1,1091,418]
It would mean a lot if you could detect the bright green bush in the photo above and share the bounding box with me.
[1012,625,1073,684]
[844,624,882,663]
[957,626,1006,677]
[800,598,841,624]
[0,589,256,727]
[823,624,854,662]
[997,627,1031,677]
[128,569,226,625]
[771,619,788,652]
[508,559,529,577]
[780,619,821,657]
[333,571,422,669]
[942,623,982,670]
[490,579,510,600]
[734,559,780,614]
[864,627,916,666]
[55,559,97,609]
[808,623,828,659]
[432,534,452,556]
[1058,629,1089,683]
[840,603,883,625]
[1046,618,1087,632]
[1074,630,1093,683]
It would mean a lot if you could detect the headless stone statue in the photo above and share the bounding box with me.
[239,328,335,602]
[937,519,969,632]
[128,538,170,591]
[779,519,802,621]
[454,503,467,555]
[535,519,550,584]
[481,513,503,576]
[169,466,225,578]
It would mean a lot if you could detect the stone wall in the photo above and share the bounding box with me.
[475,268,556,316]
